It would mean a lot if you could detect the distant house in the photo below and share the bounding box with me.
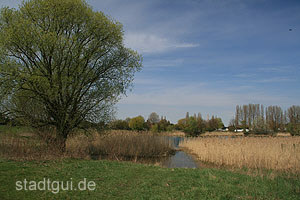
[235,128,249,132]
[222,127,229,132]
[217,127,229,132]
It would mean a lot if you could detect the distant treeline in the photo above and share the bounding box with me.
[107,112,224,136]
[107,104,300,136]
[1,104,299,136]
[229,104,300,135]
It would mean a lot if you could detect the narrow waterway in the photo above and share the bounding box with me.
[160,136,198,168]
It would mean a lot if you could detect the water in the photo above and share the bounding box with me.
[160,136,198,168]
[161,150,198,168]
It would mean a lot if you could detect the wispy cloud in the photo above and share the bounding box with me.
[132,78,164,86]
[143,58,184,68]
[234,73,257,78]
[253,77,296,83]
[124,32,199,54]
[258,66,295,73]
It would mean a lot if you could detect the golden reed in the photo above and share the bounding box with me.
[180,136,300,172]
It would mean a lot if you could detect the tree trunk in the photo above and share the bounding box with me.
[55,128,69,153]
[56,136,67,153]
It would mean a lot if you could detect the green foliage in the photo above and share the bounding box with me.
[0,112,8,125]
[150,124,159,133]
[206,116,224,132]
[176,118,187,130]
[166,124,175,132]
[0,125,34,136]
[287,123,300,136]
[157,118,170,132]
[177,113,223,135]
[184,117,200,136]
[128,116,145,131]
[149,118,173,133]
[0,0,142,150]
[108,120,129,130]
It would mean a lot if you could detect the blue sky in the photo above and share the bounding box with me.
[1,0,300,125]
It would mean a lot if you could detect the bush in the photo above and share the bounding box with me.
[109,120,129,130]
[129,116,145,131]
[184,117,201,136]
[166,125,175,132]
[150,124,159,133]
[287,123,300,136]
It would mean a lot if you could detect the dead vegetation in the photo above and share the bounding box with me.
[180,136,300,173]
[0,129,174,161]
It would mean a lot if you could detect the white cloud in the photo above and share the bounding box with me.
[143,58,184,68]
[174,43,199,48]
[124,32,199,54]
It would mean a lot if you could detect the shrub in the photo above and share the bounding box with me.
[150,124,159,133]
[287,123,300,136]
[109,120,129,130]
[184,117,201,136]
[129,116,145,131]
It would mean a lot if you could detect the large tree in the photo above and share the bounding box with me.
[0,0,142,151]
[148,112,160,124]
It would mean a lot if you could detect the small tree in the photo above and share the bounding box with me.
[176,118,187,130]
[158,118,170,132]
[129,116,145,131]
[184,117,200,136]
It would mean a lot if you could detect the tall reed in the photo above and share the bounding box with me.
[0,130,174,161]
[180,137,300,172]
[89,131,174,160]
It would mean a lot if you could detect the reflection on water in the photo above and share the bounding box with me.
[168,136,184,148]
[159,136,198,168]
[92,136,199,168]
[94,136,246,168]
[161,150,198,168]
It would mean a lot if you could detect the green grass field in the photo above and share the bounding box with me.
[0,159,299,200]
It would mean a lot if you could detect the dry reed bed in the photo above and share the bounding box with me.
[180,137,300,172]
[0,130,174,161]
[0,135,62,160]
[201,131,244,136]
[87,131,174,160]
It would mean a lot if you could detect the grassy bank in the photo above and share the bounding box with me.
[0,159,299,199]
[181,137,300,173]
